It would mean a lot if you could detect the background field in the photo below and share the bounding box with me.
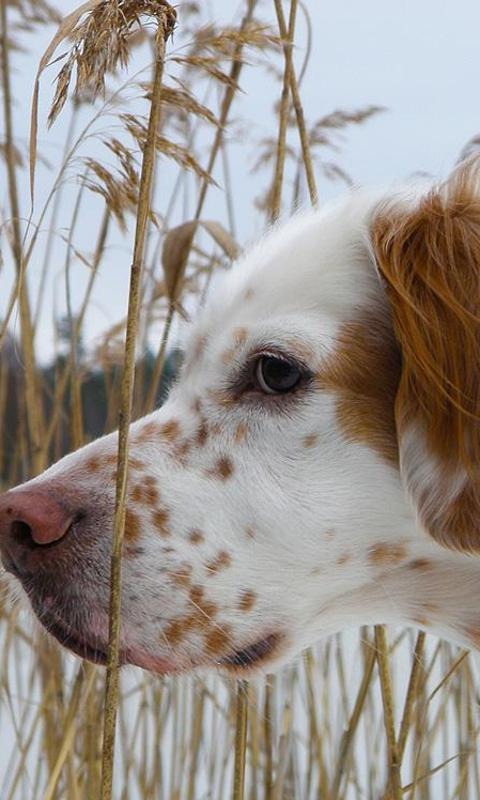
[1,1,480,798]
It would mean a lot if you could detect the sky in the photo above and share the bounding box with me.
[3,0,480,362]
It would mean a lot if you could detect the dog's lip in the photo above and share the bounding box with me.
[41,615,110,665]
[218,632,283,673]
[36,609,179,673]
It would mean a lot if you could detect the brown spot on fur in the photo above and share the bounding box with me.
[159,419,181,441]
[303,433,318,449]
[325,529,335,540]
[105,453,145,470]
[123,544,144,559]
[86,456,100,472]
[209,456,234,480]
[408,558,433,571]
[124,508,141,542]
[206,550,232,575]
[188,585,218,620]
[136,421,160,443]
[191,397,202,415]
[336,552,350,566]
[164,619,185,646]
[238,590,256,612]
[131,481,159,507]
[205,626,232,656]
[234,423,248,443]
[170,564,192,588]
[244,287,254,301]
[369,542,407,566]
[153,507,170,537]
[195,419,209,446]
[173,439,191,464]
[190,585,204,605]
[189,529,205,545]
[245,526,255,540]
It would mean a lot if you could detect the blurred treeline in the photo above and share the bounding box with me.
[0,323,180,485]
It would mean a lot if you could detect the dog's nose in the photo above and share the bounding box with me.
[0,488,74,547]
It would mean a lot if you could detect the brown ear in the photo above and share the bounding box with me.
[371,161,480,553]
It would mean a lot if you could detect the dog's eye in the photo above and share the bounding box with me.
[255,356,302,395]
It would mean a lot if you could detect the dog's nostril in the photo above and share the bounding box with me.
[10,519,42,552]
[11,519,34,543]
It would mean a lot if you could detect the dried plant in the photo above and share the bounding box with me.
[0,1,478,799]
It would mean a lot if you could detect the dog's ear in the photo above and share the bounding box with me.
[370,162,480,553]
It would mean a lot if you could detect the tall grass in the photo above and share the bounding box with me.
[1,1,479,798]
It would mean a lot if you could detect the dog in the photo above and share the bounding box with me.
[1,161,480,676]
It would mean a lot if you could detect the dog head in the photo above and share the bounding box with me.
[2,162,480,674]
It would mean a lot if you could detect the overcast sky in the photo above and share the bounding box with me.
[3,0,480,362]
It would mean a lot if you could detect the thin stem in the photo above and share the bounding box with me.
[142,0,258,414]
[100,14,174,799]
[273,0,318,206]
[374,625,402,800]
[233,681,249,800]
[270,0,298,222]
[0,1,44,474]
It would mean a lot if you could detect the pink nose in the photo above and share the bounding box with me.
[0,488,74,546]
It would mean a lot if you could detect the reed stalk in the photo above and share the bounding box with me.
[100,9,176,798]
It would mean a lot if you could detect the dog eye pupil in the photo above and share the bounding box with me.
[256,356,301,394]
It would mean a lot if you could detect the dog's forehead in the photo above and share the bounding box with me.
[192,190,383,346]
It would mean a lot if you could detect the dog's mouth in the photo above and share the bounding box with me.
[41,615,110,665]
[41,612,283,676]
[218,632,283,674]
[21,579,284,675]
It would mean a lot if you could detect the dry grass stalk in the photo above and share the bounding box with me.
[1,1,44,475]
[264,678,275,800]
[269,0,298,222]
[233,681,249,800]
[330,641,377,799]
[99,7,176,799]
[398,631,426,761]
[273,0,318,206]
[374,625,402,800]
[2,2,480,798]
[143,0,258,414]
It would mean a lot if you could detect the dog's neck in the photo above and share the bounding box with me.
[310,536,480,651]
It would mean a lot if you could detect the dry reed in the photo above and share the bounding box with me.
[0,2,478,799]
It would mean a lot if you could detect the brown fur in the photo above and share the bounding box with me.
[238,590,256,612]
[368,542,407,566]
[320,314,401,465]
[209,456,234,480]
[371,161,480,552]
[124,508,141,542]
[205,626,231,656]
[188,528,205,545]
[153,507,170,537]
[206,550,232,574]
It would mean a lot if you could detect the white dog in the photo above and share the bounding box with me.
[1,161,480,675]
